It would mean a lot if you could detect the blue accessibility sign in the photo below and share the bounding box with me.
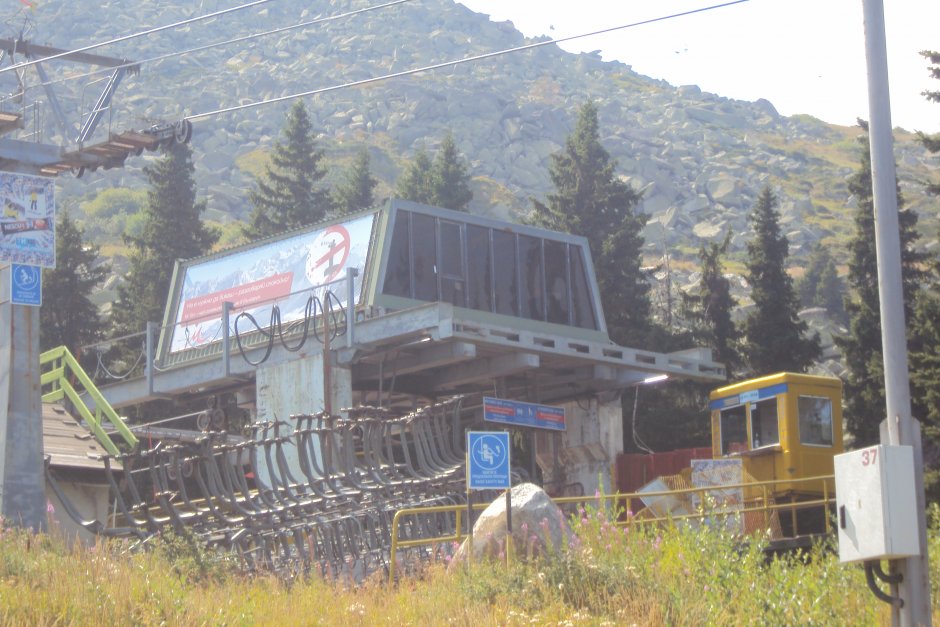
[467,431,511,490]
[11,263,41,306]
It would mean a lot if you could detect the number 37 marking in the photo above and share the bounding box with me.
[861,448,878,466]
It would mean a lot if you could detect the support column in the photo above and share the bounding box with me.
[253,350,352,489]
[0,265,46,530]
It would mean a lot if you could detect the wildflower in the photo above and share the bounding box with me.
[46,500,55,514]
[521,522,528,536]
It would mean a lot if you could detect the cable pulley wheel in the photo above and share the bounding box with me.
[173,119,193,145]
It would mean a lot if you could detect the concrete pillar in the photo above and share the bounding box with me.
[253,350,352,488]
[535,394,623,496]
[0,265,46,530]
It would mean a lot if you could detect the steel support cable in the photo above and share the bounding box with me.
[15,0,414,97]
[0,0,280,76]
[185,0,750,122]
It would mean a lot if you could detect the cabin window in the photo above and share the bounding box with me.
[383,211,411,298]
[569,248,598,330]
[544,240,570,325]
[798,396,833,446]
[518,234,544,321]
[379,209,600,331]
[719,405,748,455]
[493,230,518,316]
[411,212,437,302]
[750,398,780,448]
[439,221,465,307]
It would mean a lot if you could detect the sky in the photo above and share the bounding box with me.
[459,0,940,134]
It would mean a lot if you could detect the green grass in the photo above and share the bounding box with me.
[2,504,939,624]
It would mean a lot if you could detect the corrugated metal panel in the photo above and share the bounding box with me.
[43,404,121,471]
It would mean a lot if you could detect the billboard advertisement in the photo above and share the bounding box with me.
[169,213,375,353]
[0,172,55,267]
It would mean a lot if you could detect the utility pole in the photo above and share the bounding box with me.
[861,0,932,624]
[0,34,188,530]
[0,263,44,530]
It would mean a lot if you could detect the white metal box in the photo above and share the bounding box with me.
[834,444,920,563]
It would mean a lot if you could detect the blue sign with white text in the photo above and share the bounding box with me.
[11,263,41,306]
[483,397,566,431]
[467,431,511,490]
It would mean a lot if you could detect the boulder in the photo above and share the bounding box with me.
[450,483,574,566]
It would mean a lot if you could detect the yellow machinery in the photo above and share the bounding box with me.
[709,372,843,498]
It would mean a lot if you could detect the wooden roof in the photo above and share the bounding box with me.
[43,404,121,471]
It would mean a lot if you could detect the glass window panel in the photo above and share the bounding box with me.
[466,225,492,312]
[544,240,570,325]
[382,210,411,297]
[411,213,438,302]
[798,396,834,446]
[439,221,465,307]
[493,230,518,316]
[519,235,544,321]
[439,221,463,277]
[570,247,598,330]
[719,405,748,455]
[750,398,779,448]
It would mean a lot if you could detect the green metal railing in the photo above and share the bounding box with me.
[39,345,138,456]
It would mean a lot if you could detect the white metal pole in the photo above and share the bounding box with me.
[861,0,931,623]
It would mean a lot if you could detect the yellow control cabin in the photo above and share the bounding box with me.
[709,372,843,497]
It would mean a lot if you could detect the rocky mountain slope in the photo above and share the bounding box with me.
[4,0,939,358]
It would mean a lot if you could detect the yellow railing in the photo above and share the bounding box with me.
[388,474,836,587]
[39,346,138,456]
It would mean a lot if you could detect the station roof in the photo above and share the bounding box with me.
[100,199,725,410]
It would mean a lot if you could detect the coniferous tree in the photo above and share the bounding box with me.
[681,233,741,376]
[429,132,473,211]
[909,50,940,497]
[531,101,650,348]
[40,208,110,357]
[243,101,329,239]
[834,130,924,446]
[112,141,219,338]
[395,146,434,205]
[742,186,820,375]
[797,242,846,323]
[918,50,940,195]
[395,133,473,211]
[333,148,378,216]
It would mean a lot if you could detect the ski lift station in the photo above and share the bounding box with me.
[100,198,726,493]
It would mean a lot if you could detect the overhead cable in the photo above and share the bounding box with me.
[0,0,279,75]
[185,0,750,122]
[15,0,414,96]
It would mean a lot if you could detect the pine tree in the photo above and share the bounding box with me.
[395,146,434,205]
[797,242,846,323]
[112,141,219,337]
[834,130,924,446]
[40,208,110,357]
[333,148,378,216]
[429,132,473,211]
[909,50,940,498]
[243,101,329,239]
[918,50,940,195]
[530,101,650,348]
[910,289,940,499]
[742,186,820,375]
[681,233,741,376]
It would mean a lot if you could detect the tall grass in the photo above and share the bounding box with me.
[1,505,938,625]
